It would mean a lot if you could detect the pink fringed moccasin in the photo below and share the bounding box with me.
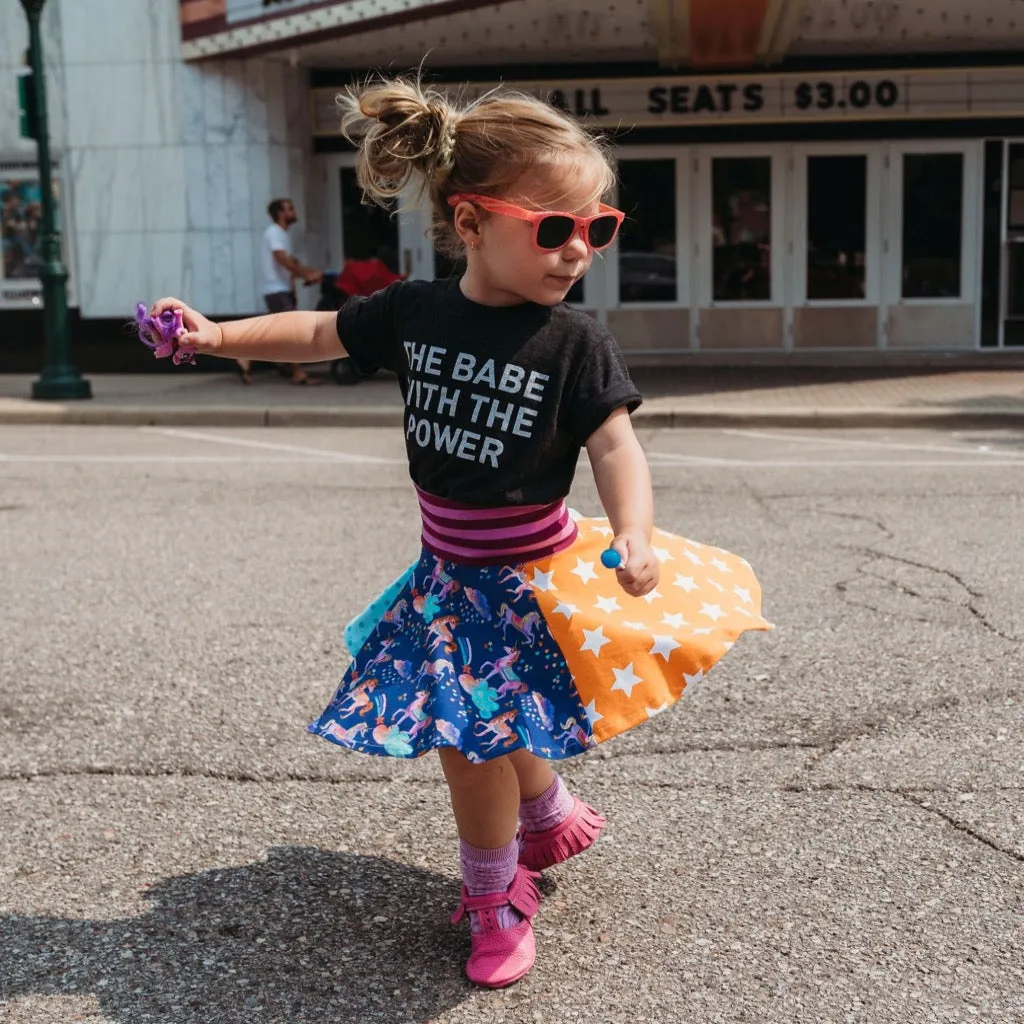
[450,864,542,988]
[518,796,606,871]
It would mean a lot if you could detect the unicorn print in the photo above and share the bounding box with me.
[322,721,368,747]
[334,678,378,717]
[479,646,523,684]
[393,689,432,739]
[426,556,462,602]
[473,710,520,752]
[496,603,543,644]
[426,614,460,654]
[553,715,591,752]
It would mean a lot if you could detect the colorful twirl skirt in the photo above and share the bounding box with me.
[308,495,771,762]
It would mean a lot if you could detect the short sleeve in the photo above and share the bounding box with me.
[335,280,406,376]
[267,224,289,252]
[565,321,643,445]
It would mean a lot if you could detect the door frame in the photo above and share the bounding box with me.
[694,144,788,310]
[882,139,983,348]
[604,144,691,318]
[322,152,427,279]
[999,138,1024,348]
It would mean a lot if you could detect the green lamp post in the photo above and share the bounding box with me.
[21,0,91,400]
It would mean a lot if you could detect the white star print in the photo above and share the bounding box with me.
[673,575,698,593]
[531,568,556,592]
[734,607,752,618]
[683,668,704,693]
[661,612,688,629]
[593,525,614,537]
[733,586,752,604]
[699,603,725,622]
[583,699,603,725]
[693,627,714,635]
[683,549,704,565]
[650,635,681,660]
[595,595,621,614]
[622,620,647,631]
[580,626,610,655]
[567,507,582,521]
[707,579,726,593]
[571,558,598,584]
[647,701,670,717]
[642,588,663,604]
[651,546,672,564]
[553,601,578,619]
[611,663,643,698]
[710,557,732,573]
[723,640,734,651]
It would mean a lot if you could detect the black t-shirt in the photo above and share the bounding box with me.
[336,276,642,505]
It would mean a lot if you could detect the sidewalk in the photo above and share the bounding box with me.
[2,365,1024,427]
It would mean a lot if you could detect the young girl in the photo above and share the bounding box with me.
[146,78,771,989]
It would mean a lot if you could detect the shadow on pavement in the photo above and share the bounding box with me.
[1,846,472,1023]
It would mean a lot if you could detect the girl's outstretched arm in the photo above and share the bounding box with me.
[585,407,660,597]
[147,296,346,364]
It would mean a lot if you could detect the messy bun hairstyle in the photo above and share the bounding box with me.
[338,76,616,259]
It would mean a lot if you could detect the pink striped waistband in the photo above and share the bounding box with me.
[416,487,578,566]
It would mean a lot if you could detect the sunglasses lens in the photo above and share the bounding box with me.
[535,215,576,250]
[588,215,620,250]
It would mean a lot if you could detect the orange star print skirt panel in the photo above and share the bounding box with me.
[525,515,771,742]
[309,504,772,762]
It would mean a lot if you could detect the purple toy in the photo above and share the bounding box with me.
[135,303,197,366]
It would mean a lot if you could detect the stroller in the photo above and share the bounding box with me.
[312,257,405,385]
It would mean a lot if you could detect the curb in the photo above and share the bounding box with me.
[1,404,1024,428]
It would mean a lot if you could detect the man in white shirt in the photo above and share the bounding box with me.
[238,197,323,384]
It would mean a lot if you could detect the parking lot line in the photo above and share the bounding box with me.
[141,426,403,464]
[719,428,1024,460]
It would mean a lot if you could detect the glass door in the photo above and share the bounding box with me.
[791,145,883,349]
[324,153,407,283]
[883,142,981,349]
[1003,142,1024,346]
[695,147,786,351]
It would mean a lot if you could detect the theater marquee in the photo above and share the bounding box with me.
[312,67,1024,135]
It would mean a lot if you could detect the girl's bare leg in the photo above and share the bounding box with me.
[438,748,519,848]
[507,748,556,801]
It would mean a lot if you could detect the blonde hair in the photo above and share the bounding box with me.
[338,76,616,258]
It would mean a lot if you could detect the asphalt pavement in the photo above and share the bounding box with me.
[1,424,1022,1023]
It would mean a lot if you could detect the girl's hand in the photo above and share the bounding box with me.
[148,297,223,354]
[608,528,660,597]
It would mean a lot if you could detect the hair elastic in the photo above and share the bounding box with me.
[436,118,457,172]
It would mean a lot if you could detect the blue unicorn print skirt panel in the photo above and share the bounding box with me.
[308,515,773,762]
[308,550,594,761]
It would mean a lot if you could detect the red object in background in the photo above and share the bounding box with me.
[336,258,405,298]
[690,0,768,68]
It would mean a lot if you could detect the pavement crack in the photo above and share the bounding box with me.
[899,791,1024,865]
[0,766,441,787]
[820,508,895,540]
[835,545,1020,642]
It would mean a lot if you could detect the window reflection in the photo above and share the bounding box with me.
[902,153,963,299]
[807,155,867,300]
[712,157,771,302]
[617,159,677,303]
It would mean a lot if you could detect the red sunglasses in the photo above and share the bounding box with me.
[447,193,625,252]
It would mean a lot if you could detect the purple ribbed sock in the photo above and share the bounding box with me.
[519,774,575,834]
[459,838,520,933]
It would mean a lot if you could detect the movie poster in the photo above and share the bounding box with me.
[0,165,63,308]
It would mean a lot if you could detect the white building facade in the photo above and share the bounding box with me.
[2,0,1024,368]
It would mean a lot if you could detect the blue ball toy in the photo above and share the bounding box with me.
[601,548,622,569]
